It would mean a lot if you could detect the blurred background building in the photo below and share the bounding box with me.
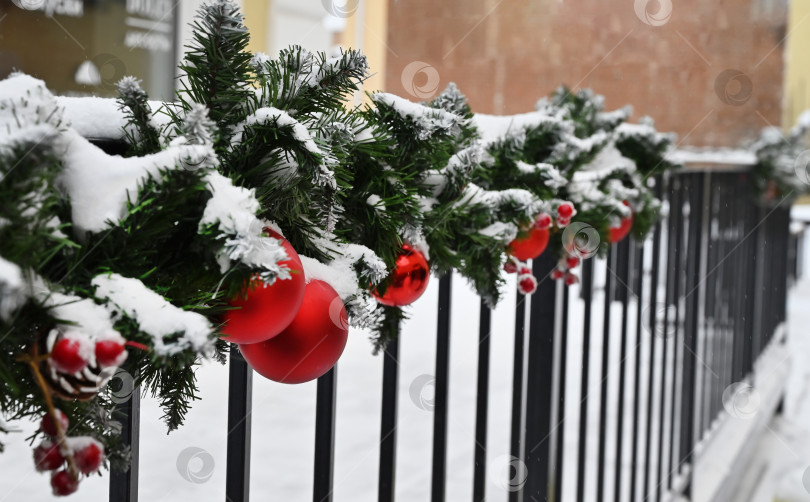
[1,0,809,148]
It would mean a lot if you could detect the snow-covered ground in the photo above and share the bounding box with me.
[2,212,809,502]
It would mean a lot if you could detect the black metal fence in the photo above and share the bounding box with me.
[108,166,797,502]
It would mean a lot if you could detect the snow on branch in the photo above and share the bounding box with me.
[92,273,215,357]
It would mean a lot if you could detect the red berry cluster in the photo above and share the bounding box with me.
[551,253,581,286]
[50,332,128,375]
[555,202,576,228]
[33,410,105,496]
[504,258,538,295]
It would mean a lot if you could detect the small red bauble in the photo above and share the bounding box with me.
[519,266,532,275]
[221,230,306,344]
[33,441,64,472]
[508,227,550,261]
[518,276,537,295]
[73,441,104,474]
[41,410,69,437]
[50,338,88,374]
[550,269,564,280]
[566,256,580,269]
[564,273,579,286]
[95,340,127,367]
[372,244,430,307]
[504,261,518,274]
[609,202,634,243]
[535,213,552,229]
[239,280,348,384]
[51,470,79,496]
[557,202,574,218]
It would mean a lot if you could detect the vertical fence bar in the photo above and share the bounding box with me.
[641,176,664,502]
[596,247,614,501]
[431,274,452,502]
[473,300,491,502]
[576,258,594,502]
[553,281,570,502]
[226,346,252,502]
[378,331,399,502]
[681,172,706,497]
[313,368,337,502]
[523,252,558,500]
[510,281,527,502]
[629,240,645,502]
[614,238,633,502]
[110,376,140,502]
[667,174,686,489]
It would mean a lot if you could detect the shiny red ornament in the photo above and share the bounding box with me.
[566,256,580,269]
[221,230,306,344]
[609,202,634,243]
[508,226,550,261]
[239,280,348,384]
[95,340,127,367]
[372,244,430,307]
[50,338,88,374]
[504,261,518,274]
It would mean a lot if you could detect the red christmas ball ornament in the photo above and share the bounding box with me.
[609,202,634,243]
[221,229,306,344]
[508,226,550,261]
[239,280,348,384]
[557,202,574,219]
[503,261,518,274]
[73,440,104,474]
[51,470,79,496]
[564,272,579,286]
[95,340,127,368]
[566,256,580,269]
[372,244,430,307]
[50,336,89,374]
[33,441,64,472]
[550,268,564,280]
[41,410,69,437]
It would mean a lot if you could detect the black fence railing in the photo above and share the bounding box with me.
[106,165,796,502]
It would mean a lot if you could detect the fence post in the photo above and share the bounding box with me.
[431,274,452,502]
[313,368,337,502]
[473,300,491,502]
[378,324,399,502]
[226,345,252,502]
[109,376,140,502]
[523,251,558,500]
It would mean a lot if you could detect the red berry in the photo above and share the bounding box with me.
[557,203,574,218]
[50,338,88,374]
[556,216,570,228]
[534,213,552,229]
[41,410,69,437]
[504,261,518,274]
[73,441,104,474]
[519,276,537,295]
[564,273,579,286]
[95,340,127,367]
[519,266,532,275]
[33,441,64,472]
[566,256,580,269]
[51,470,79,496]
[550,269,564,280]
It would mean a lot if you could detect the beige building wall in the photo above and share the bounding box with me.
[784,0,810,129]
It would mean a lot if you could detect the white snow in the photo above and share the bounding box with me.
[300,238,387,300]
[57,129,216,235]
[0,256,25,321]
[666,147,757,166]
[91,273,215,357]
[38,289,118,339]
[472,111,564,144]
[373,93,464,140]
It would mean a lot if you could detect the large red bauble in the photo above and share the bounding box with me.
[508,226,550,261]
[609,203,634,243]
[221,230,306,344]
[372,244,430,307]
[239,280,348,384]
